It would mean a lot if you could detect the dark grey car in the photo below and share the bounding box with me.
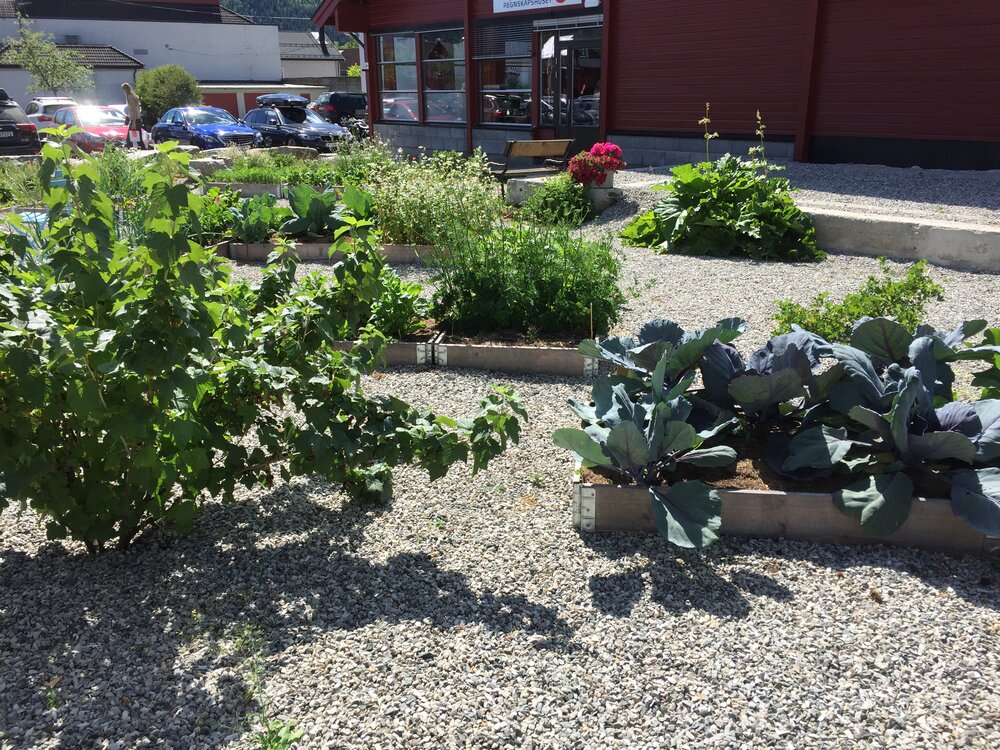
[0,92,40,156]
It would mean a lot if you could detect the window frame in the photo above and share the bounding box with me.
[476,55,532,129]
[375,27,467,126]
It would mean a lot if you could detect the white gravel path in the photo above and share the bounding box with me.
[1,370,998,749]
[3,167,1000,748]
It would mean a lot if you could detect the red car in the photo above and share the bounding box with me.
[51,106,142,152]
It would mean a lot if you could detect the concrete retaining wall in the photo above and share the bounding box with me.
[609,133,793,168]
[805,205,1000,272]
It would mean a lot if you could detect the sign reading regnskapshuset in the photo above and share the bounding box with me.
[493,0,584,13]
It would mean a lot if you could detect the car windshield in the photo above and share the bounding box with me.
[77,108,126,126]
[278,107,327,125]
[186,110,237,125]
[0,104,28,124]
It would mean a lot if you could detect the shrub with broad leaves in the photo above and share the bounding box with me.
[0,138,525,553]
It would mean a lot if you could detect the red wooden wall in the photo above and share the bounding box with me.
[202,93,239,116]
[809,0,1000,142]
[607,0,810,136]
[368,0,463,28]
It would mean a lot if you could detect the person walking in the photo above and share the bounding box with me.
[121,82,143,149]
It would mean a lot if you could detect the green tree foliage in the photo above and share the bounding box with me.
[135,64,202,127]
[225,1,330,31]
[0,136,524,553]
[2,18,93,96]
[346,64,362,78]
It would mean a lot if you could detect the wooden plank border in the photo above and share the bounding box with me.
[571,475,998,557]
[435,337,598,377]
[225,243,431,264]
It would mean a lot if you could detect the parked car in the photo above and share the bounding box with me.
[243,94,349,151]
[0,91,39,156]
[51,106,148,152]
[24,96,77,128]
[382,97,463,123]
[308,91,367,125]
[150,107,261,149]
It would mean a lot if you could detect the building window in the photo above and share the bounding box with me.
[421,29,466,123]
[478,58,531,125]
[376,29,466,124]
[378,33,417,121]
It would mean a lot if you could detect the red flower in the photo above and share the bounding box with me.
[567,143,626,186]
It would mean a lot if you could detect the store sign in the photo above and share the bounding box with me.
[493,0,584,13]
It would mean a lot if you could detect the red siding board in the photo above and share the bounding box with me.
[810,0,1000,141]
[608,0,811,135]
[369,0,464,28]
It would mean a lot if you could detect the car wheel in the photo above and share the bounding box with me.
[336,115,351,126]
[287,136,301,147]
[262,136,273,147]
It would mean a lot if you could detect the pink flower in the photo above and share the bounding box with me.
[567,143,626,186]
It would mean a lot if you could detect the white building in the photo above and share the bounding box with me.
[0,0,282,108]
[279,30,344,81]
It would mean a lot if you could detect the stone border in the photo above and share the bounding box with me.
[803,203,1000,272]
[571,475,998,556]
[435,336,597,377]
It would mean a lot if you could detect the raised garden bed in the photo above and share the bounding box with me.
[224,242,431,264]
[571,470,998,556]
[435,335,597,377]
[206,182,283,198]
[332,337,434,367]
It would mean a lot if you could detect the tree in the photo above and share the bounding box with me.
[346,64,361,78]
[3,18,93,96]
[135,64,202,126]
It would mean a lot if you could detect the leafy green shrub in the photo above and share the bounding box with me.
[195,187,244,243]
[369,268,430,339]
[327,137,395,186]
[0,139,525,553]
[226,193,290,244]
[135,64,202,126]
[621,153,823,262]
[772,259,945,341]
[431,224,624,337]
[520,173,592,227]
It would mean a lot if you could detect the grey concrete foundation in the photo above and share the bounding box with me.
[609,133,793,168]
[374,123,466,157]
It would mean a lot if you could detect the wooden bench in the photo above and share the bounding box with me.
[490,138,575,182]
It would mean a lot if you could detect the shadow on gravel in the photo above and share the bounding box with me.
[583,533,793,620]
[580,531,999,617]
[0,481,573,748]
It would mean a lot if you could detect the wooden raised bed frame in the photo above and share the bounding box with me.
[571,472,999,557]
[225,242,431,264]
[436,336,598,377]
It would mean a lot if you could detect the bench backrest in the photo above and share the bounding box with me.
[504,138,575,160]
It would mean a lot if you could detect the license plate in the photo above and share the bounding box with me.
[0,132,13,138]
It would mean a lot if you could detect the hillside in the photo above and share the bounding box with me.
[224,0,320,31]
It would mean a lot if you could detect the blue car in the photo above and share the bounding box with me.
[150,107,261,149]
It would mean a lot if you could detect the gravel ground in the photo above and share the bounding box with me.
[1,370,998,749]
[3,169,1000,748]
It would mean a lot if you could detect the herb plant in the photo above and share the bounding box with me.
[431,224,625,337]
[0,139,525,553]
[772,259,945,342]
[520,173,592,227]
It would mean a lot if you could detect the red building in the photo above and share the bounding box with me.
[312,0,1000,169]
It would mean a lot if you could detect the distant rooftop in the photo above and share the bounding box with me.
[0,1,254,24]
[0,43,144,69]
[278,31,345,62]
